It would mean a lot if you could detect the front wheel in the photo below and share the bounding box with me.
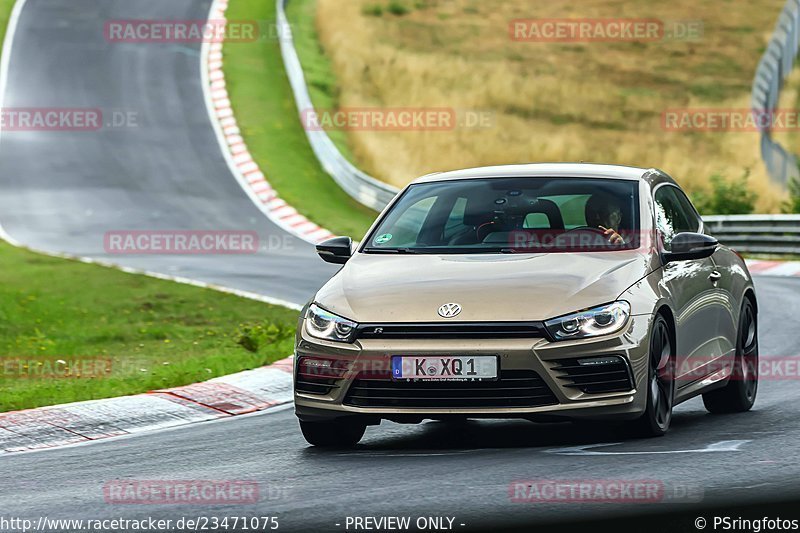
[703,299,758,413]
[628,315,675,437]
[299,419,366,448]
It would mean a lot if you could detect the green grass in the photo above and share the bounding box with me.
[0,0,14,47]
[223,0,378,238]
[0,0,294,412]
[0,242,299,412]
[285,0,356,164]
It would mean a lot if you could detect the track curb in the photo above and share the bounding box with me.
[0,357,294,454]
[201,0,336,245]
[746,259,800,277]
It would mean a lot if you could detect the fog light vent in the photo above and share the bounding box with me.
[553,355,634,394]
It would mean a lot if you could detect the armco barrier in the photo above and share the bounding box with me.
[276,1,797,249]
[751,0,800,186]
[704,214,800,255]
[276,0,399,212]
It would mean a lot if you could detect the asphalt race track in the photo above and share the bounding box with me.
[0,0,337,306]
[2,276,800,532]
[1,1,800,532]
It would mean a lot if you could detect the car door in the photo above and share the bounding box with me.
[654,185,724,385]
[671,187,737,362]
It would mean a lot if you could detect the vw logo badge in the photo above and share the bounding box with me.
[438,303,462,319]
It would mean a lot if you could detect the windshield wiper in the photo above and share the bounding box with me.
[363,247,420,254]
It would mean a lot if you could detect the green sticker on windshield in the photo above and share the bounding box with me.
[375,233,393,245]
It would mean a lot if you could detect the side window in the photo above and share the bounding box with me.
[672,189,702,232]
[442,197,468,241]
[372,196,436,247]
[654,187,694,250]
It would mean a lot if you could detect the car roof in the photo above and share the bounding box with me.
[412,163,675,187]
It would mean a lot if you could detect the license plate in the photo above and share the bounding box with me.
[391,356,498,381]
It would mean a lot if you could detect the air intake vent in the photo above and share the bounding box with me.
[343,370,558,408]
[295,357,350,396]
[551,356,634,394]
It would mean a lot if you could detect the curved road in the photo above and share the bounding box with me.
[0,0,336,306]
[1,0,800,532]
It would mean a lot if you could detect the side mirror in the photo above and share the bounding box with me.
[662,232,718,263]
[316,236,352,264]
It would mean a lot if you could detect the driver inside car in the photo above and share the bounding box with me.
[585,193,626,244]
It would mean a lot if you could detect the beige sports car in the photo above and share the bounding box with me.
[294,164,758,447]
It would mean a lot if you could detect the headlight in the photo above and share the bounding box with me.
[545,301,631,341]
[305,304,358,343]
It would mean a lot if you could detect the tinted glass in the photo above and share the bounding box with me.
[364,177,640,254]
[654,186,698,250]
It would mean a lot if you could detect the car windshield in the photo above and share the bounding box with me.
[363,177,640,254]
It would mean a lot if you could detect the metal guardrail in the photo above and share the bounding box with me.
[704,215,800,255]
[276,0,399,212]
[276,2,799,253]
[281,0,800,206]
[751,0,800,186]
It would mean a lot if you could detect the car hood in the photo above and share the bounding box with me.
[315,251,656,323]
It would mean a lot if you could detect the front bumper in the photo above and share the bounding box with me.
[294,314,653,423]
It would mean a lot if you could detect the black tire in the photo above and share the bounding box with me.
[628,315,675,437]
[703,299,758,414]
[299,419,366,448]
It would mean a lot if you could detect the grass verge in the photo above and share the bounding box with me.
[0,242,299,412]
[284,0,356,164]
[222,0,378,239]
[309,0,787,212]
[0,0,12,46]
[0,0,296,412]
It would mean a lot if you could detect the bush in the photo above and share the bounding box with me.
[387,1,409,15]
[236,321,294,354]
[361,4,383,16]
[783,174,800,214]
[690,171,757,215]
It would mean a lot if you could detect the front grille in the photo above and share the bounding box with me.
[343,370,558,408]
[356,322,546,340]
[551,356,634,394]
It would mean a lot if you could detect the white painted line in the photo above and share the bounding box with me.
[0,0,30,146]
[543,440,751,456]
